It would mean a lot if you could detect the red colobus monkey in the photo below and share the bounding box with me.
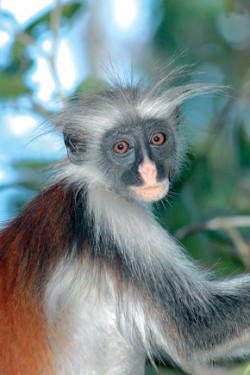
[1,69,250,375]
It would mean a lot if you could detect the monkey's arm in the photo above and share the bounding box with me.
[176,276,250,370]
[130,262,250,372]
[111,221,250,372]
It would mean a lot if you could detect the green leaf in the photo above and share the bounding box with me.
[12,159,53,170]
[76,77,108,94]
[62,2,83,19]
[0,72,29,98]
[239,126,250,167]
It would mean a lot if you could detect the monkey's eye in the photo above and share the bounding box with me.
[150,132,166,146]
[113,140,129,154]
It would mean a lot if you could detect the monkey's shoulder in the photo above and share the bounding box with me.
[0,182,90,279]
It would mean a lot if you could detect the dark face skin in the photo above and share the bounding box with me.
[100,117,178,202]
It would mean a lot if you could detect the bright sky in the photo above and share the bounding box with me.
[113,0,138,30]
[1,0,54,25]
[0,0,146,102]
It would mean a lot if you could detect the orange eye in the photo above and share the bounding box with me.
[150,132,166,146]
[113,140,129,154]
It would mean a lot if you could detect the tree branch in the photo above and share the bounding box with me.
[227,227,250,269]
[175,216,250,240]
[49,0,66,106]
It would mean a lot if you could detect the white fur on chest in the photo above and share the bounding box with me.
[45,260,145,375]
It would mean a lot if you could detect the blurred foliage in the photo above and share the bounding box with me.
[25,2,82,35]
[76,76,108,94]
[0,0,250,374]
[0,71,30,97]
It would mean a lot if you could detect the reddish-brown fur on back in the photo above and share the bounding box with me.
[0,182,76,374]
[0,288,54,374]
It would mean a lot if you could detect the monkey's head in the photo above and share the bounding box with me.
[55,73,210,203]
[98,111,178,202]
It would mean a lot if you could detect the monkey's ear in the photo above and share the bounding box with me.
[63,133,86,165]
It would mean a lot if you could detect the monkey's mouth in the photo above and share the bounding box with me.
[131,181,169,202]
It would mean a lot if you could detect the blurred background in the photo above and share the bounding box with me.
[0,0,250,374]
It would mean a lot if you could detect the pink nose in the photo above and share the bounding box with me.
[139,159,157,185]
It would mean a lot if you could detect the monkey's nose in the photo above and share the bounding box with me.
[139,159,157,185]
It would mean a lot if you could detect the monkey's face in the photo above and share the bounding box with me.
[99,117,178,203]
[58,79,209,203]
